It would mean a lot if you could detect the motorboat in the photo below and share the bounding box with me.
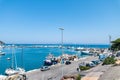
[7,57,11,60]
[75,47,84,51]
[82,50,90,53]
[81,50,93,55]
[0,51,5,55]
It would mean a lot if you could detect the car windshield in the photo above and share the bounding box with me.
[45,66,48,68]
[41,66,47,69]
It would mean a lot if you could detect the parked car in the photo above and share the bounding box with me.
[116,51,120,57]
[41,66,50,71]
[99,54,106,61]
[86,62,96,67]
[91,60,101,65]
[79,62,86,67]
[65,61,71,65]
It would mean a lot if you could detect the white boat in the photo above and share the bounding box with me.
[5,68,19,75]
[5,45,25,75]
[0,52,5,55]
[0,45,4,50]
[82,50,90,53]
[81,50,93,55]
[7,57,11,60]
[5,67,25,75]
[0,51,5,55]
[16,67,25,74]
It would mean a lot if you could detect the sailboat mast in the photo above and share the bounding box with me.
[21,46,23,68]
[11,45,14,69]
[11,44,17,69]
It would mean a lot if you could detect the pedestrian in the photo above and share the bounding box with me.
[77,68,79,72]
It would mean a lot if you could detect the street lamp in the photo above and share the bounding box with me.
[59,28,64,78]
[109,35,111,51]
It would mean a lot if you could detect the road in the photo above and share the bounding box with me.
[26,56,98,80]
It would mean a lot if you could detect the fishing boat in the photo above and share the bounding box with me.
[44,53,57,66]
[5,45,25,75]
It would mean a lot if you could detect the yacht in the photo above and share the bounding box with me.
[5,68,19,75]
[5,45,25,75]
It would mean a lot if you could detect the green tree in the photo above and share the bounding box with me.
[102,56,116,65]
[76,74,81,80]
[111,38,120,51]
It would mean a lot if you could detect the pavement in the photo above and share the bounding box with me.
[80,63,111,80]
[26,56,98,80]
[99,65,120,80]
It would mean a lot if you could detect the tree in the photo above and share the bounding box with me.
[111,38,120,51]
[76,74,81,80]
[102,56,116,65]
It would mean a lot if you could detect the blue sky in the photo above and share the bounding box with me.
[0,0,120,44]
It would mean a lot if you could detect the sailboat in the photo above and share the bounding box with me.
[5,45,25,75]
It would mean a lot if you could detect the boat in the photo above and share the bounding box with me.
[81,50,93,55]
[5,68,19,75]
[0,51,5,55]
[5,45,25,75]
[82,50,90,53]
[7,57,11,60]
[44,53,57,66]
[16,67,25,74]
[74,47,82,51]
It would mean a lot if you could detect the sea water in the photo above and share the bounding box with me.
[0,44,109,74]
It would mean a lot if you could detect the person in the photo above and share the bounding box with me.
[77,67,81,72]
[22,74,27,80]
[77,68,79,72]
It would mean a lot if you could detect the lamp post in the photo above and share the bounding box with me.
[59,28,64,78]
[109,35,111,52]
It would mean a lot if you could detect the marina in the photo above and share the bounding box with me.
[1,0,120,79]
[0,44,109,75]
[0,44,111,80]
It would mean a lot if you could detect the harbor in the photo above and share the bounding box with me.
[1,0,120,80]
[0,44,112,80]
[0,44,109,74]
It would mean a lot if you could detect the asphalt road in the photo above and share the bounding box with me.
[26,56,98,80]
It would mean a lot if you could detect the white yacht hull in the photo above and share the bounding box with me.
[5,68,25,76]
